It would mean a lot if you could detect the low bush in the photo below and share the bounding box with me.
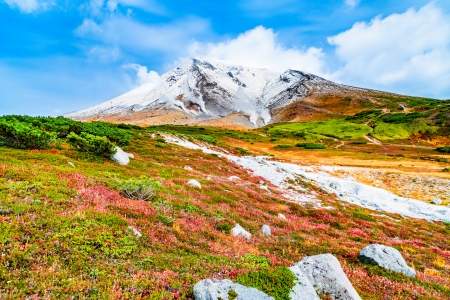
[296,143,326,149]
[236,267,296,300]
[114,176,160,201]
[436,146,450,154]
[67,132,116,157]
[0,120,56,149]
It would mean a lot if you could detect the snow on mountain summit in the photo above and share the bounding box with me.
[67,58,340,126]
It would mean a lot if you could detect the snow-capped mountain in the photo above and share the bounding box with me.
[67,59,353,126]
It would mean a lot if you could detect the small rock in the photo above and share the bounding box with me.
[289,265,320,300]
[359,244,416,277]
[231,224,252,241]
[261,224,271,236]
[111,147,133,165]
[293,254,361,300]
[432,198,442,205]
[193,279,273,300]
[128,226,142,238]
[0,208,13,216]
[68,161,75,168]
[184,166,193,171]
[228,176,240,181]
[260,184,269,191]
[278,213,287,221]
[187,179,202,189]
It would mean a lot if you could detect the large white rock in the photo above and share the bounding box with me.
[231,224,252,241]
[187,179,202,189]
[289,265,320,300]
[111,147,133,165]
[293,254,361,300]
[261,224,271,237]
[359,244,416,277]
[193,279,273,300]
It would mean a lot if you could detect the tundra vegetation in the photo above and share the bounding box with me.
[0,113,449,299]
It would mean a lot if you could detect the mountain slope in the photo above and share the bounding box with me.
[67,59,365,127]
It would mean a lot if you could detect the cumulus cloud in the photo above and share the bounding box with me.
[188,26,327,75]
[4,0,53,13]
[123,63,161,86]
[327,3,450,97]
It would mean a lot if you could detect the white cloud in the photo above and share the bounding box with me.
[76,16,211,55]
[123,63,161,86]
[4,0,53,13]
[188,26,327,75]
[344,0,359,8]
[328,3,450,97]
[84,0,165,16]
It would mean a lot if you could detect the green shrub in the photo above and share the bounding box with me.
[67,132,115,157]
[114,176,160,201]
[296,143,326,149]
[436,146,450,153]
[274,144,293,150]
[0,120,56,149]
[236,267,296,300]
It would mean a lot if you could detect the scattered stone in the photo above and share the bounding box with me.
[187,179,202,189]
[293,254,361,300]
[260,184,269,191]
[432,198,442,205]
[193,279,273,300]
[231,224,252,241]
[289,265,320,300]
[261,224,271,236]
[184,165,193,171]
[278,213,287,221]
[68,161,75,168]
[206,175,213,181]
[128,226,142,238]
[228,176,240,181]
[112,147,133,165]
[359,244,416,277]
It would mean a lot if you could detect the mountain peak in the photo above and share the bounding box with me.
[67,59,347,127]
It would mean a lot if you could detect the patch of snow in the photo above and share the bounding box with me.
[261,224,271,236]
[359,244,416,277]
[432,198,442,205]
[187,179,202,189]
[293,254,361,300]
[111,147,133,165]
[163,135,450,222]
[231,224,252,241]
[193,279,273,300]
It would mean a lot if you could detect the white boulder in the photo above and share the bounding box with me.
[187,179,202,189]
[359,244,416,277]
[228,176,240,181]
[184,165,193,171]
[193,279,273,300]
[231,224,252,241]
[128,226,142,238]
[261,224,271,237]
[289,265,320,300]
[293,254,361,300]
[278,213,287,221]
[112,147,133,165]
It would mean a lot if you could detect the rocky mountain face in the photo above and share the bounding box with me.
[67,59,362,127]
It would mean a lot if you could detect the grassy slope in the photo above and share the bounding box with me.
[1,126,449,299]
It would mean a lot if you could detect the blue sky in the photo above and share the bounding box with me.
[1,0,449,115]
